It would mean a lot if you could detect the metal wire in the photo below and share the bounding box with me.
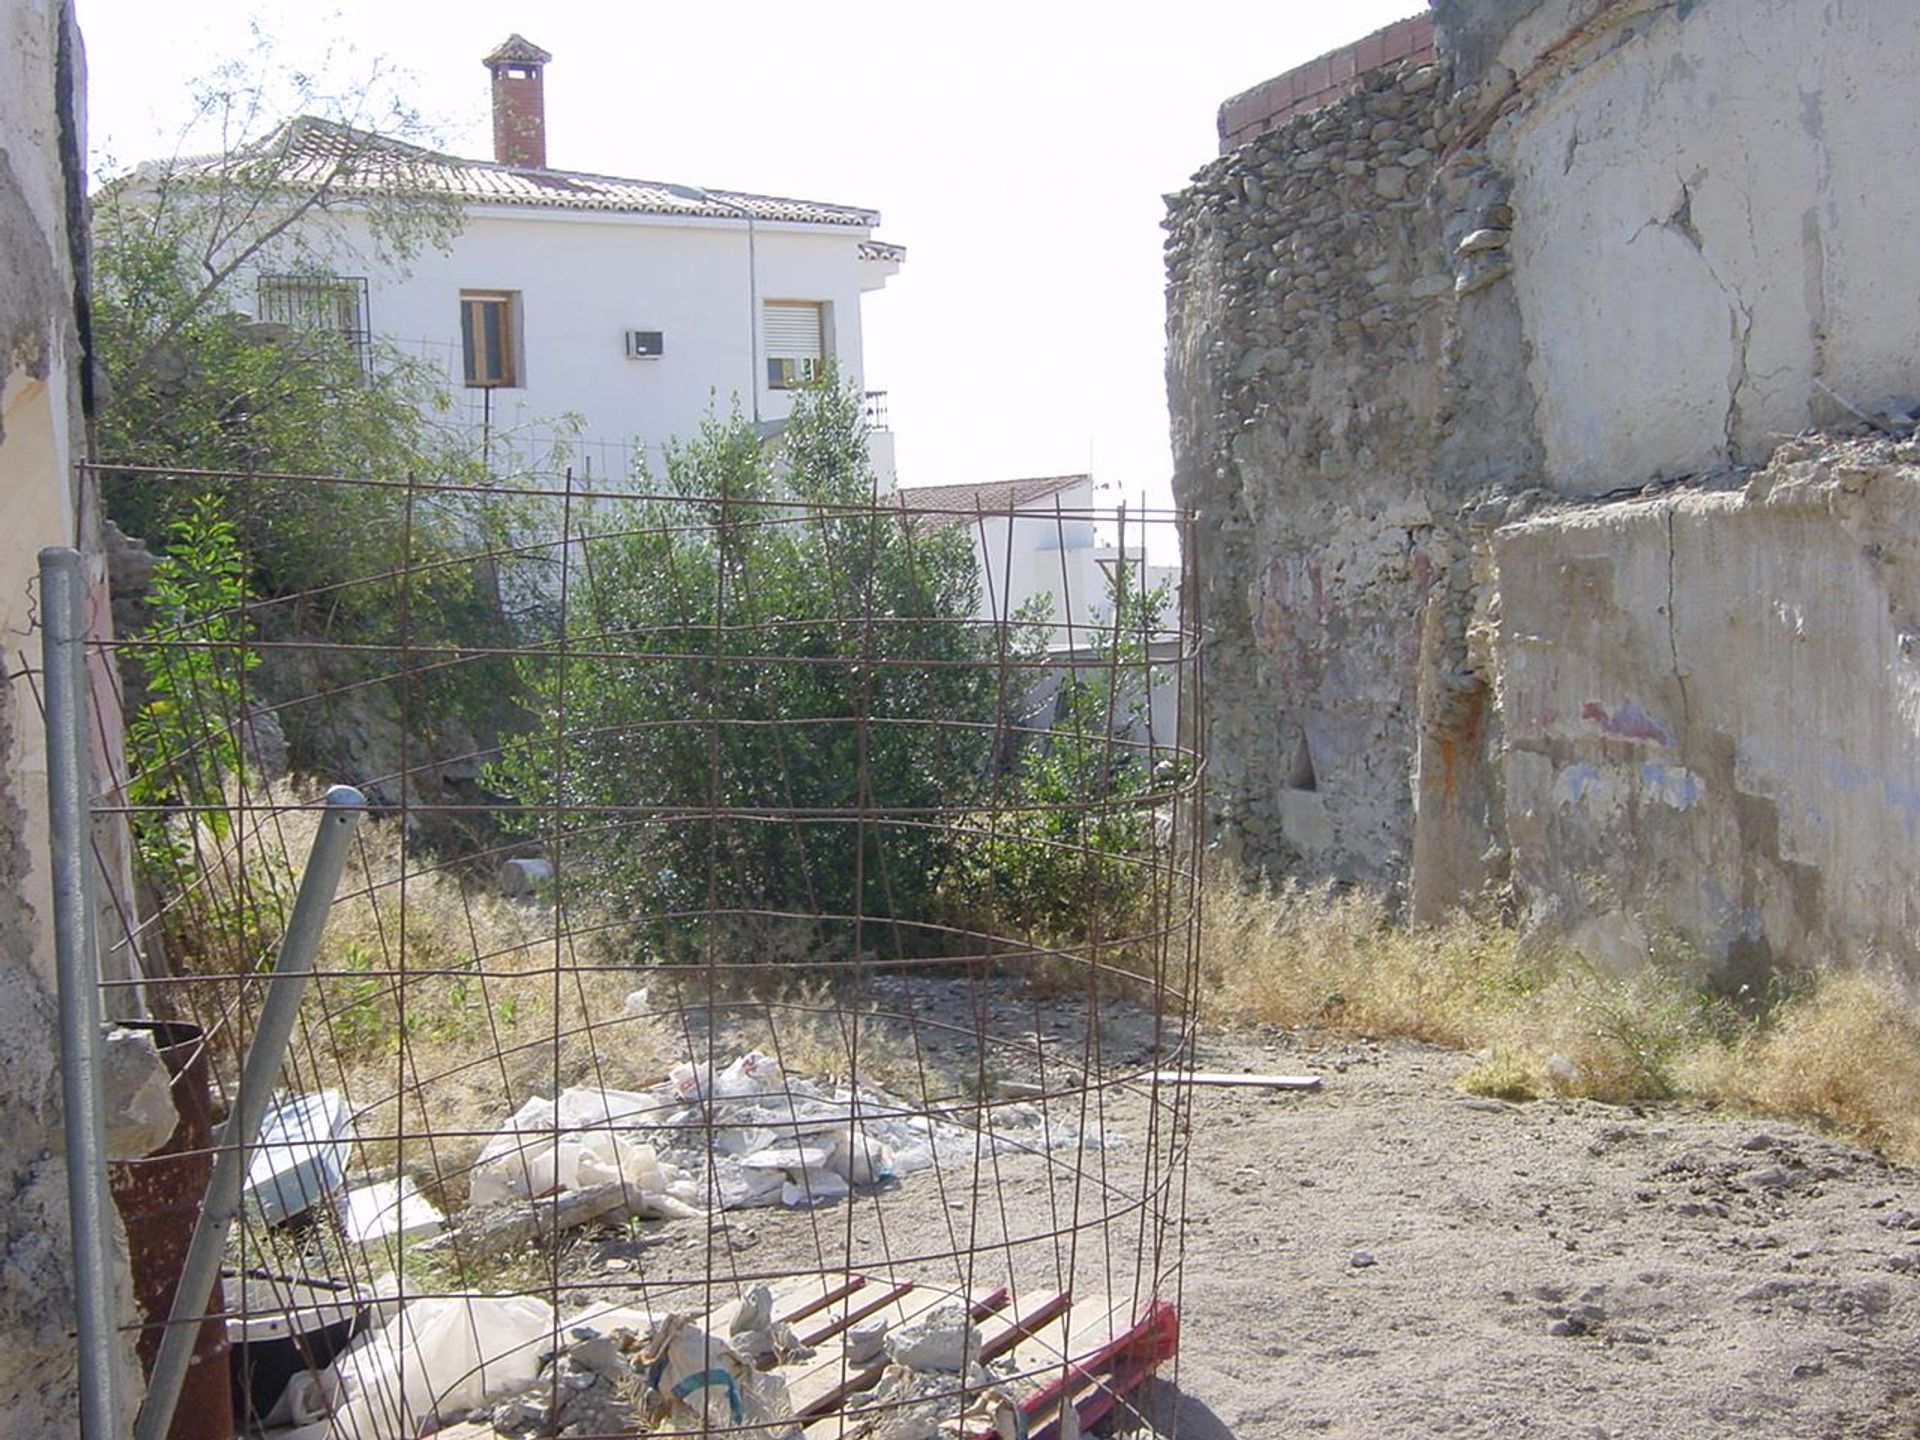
[65,459,1204,1440]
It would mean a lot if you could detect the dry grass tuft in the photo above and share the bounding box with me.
[1200,872,1920,1166]
[1684,972,1920,1162]
[1200,879,1532,1049]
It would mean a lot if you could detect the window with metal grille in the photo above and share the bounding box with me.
[461,291,521,388]
[764,300,827,389]
[257,274,372,373]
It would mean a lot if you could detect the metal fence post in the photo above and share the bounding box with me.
[41,546,122,1440]
[132,783,364,1440]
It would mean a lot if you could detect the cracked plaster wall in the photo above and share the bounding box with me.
[1489,0,1920,489]
[1494,440,1920,983]
[0,1,141,1431]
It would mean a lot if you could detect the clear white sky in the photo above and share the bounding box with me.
[77,0,1421,515]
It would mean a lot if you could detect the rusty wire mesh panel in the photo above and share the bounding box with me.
[80,456,1203,1440]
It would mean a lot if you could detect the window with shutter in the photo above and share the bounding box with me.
[460,291,521,388]
[763,300,827,389]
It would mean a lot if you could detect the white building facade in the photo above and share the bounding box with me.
[172,35,903,485]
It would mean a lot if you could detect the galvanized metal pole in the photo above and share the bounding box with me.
[133,784,365,1440]
[42,547,122,1440]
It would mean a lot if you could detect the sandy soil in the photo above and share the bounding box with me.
[546,985,1920,1439]
[1154,1026,1920,1440]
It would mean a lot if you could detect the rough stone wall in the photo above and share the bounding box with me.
[1167,58,1505,886]
[1169,0,1920,978]
[0,0,141,1430]
[1494,438,1920,983]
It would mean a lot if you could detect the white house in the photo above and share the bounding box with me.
[895,473,1184,755]
[156,35,903,485]
[893,474,1179,632]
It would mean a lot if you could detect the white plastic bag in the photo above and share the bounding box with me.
[326,1295,555,1439]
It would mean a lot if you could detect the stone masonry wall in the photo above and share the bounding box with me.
[1169,0,1920,981]
[1165,59,1466,887]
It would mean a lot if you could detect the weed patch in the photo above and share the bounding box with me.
[1200,875,1920,1165]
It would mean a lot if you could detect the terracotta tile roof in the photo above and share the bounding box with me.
[484,34,552,66]
[157,117,888,231]
[859,239,907,263]
[893,475,1091,532]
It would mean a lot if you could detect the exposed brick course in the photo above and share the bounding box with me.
[1219,13,1434,152]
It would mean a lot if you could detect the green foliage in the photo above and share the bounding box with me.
[936,566,1172,941]
[490,381,998,936]
[124,494,259,890]
[88,48,533,791]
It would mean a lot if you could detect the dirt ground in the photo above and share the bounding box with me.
[574,982,1920,1440]
[1154,1026,1920,1440]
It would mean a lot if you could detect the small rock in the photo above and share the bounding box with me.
[1349,1251,1376,1268]
[1456,227,1511,255]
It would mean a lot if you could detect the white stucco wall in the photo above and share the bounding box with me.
[1492,0,1920,491]
[300,207,892,481]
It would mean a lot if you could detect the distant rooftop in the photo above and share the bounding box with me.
[153,115,895,234]
[893,475,1091,532]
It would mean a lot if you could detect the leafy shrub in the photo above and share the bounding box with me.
[490,382,999,937]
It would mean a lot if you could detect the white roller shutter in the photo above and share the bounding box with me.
[763,301,824,361]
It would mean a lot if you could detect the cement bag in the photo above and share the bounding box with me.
[327,1295,555,1440]
[641,1313,801,1439]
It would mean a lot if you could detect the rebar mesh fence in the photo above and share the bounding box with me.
[58,455,1203,1440]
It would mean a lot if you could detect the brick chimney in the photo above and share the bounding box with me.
[483,34,552,168]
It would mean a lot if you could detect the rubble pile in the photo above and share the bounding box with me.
[462,1049,1105,1219]
[236,1052,1115,1437]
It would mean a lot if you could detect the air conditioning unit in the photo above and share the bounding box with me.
[625,329,664,360]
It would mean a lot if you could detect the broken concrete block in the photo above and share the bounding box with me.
[102,1025,178,1160]
[499,856,551,900]
[339,1176,444,1247]
[883,1300,982,1373]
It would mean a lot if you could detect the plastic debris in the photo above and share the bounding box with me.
[781,1168,851,1208]
[243,1091,355,1225]
[468,1092,700,1214]
[458,1052,1108,1223]
[639,1312,801,1439]
[326,1294,555,1438]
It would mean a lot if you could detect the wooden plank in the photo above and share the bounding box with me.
[970,1293,1134,1438]
[799,1279,918,1350]
[785,1283,1008,1425]
[976,1288,1073,1366]
[1147,1070,1322,1090]
[702,1273,858,1337]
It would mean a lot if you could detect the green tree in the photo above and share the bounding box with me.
[89,39,535,802]
[491,382,1000,939]
[936,562,1173,942]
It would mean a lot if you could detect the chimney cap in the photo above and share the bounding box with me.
[484,34,552,69]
